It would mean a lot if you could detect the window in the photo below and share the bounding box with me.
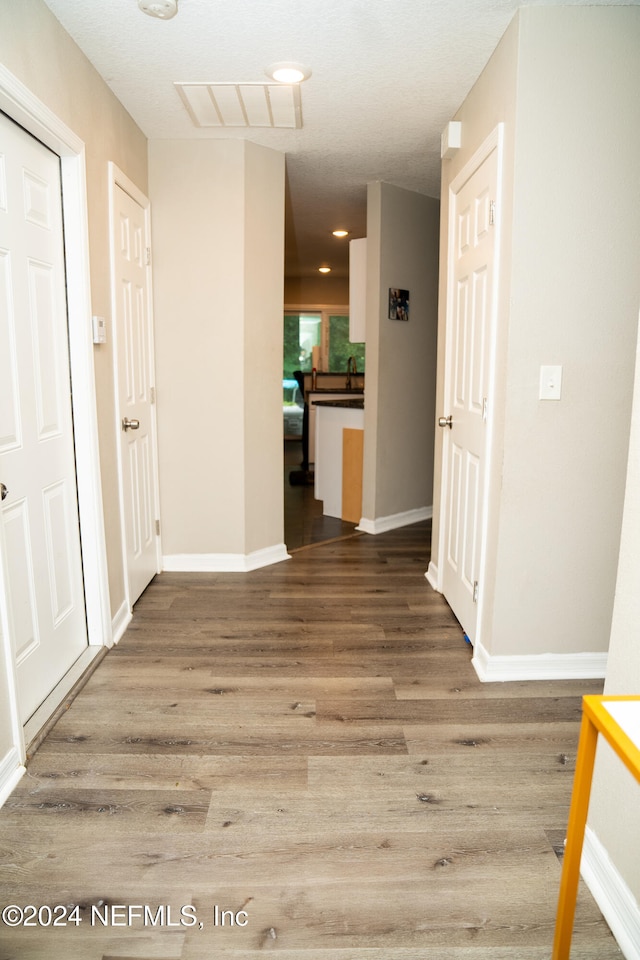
[328,315,365,375]
[284,307,365,377]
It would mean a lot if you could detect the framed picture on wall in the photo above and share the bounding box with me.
[388,288,409,321]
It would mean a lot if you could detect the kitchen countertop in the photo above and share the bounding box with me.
[307,388,364,396]
[313,398,365,409]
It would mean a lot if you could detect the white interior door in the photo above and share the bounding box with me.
[0,113,87,723]
[439,138,500,644]
[112,177,160,606]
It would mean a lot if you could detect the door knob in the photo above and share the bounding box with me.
[438,416,453,429]
[122,418,140,431]
[0,482,8,501]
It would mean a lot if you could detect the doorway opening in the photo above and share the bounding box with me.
[283,306,365,550]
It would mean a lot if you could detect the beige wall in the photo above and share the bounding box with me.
[490,6,640,657]
[432,7,640,661]
[0,0,148,620]
[149,139,285,559]
[243,143,287,555]
[362,182,439,522]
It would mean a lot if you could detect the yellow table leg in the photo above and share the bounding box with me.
[552,711,599,959]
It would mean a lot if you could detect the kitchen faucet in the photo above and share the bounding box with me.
[346,355,357,389]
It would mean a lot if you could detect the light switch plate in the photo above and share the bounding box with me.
[539,364,562,400]
[92,315,106,344]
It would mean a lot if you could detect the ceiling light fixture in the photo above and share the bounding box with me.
[265,62,312,84]
[138,0,178,19]
[332,229,349,238]
[318,265,331,274]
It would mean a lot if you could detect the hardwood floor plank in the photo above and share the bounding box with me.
[316,696,583,725]
[13,755,309,793]
[0,788,211,834]
[394,676,607,700]
[38,719,408,756]
[82,672,395,701]
[403,721,587,755]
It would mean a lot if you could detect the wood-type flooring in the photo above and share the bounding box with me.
[0,521,622,959]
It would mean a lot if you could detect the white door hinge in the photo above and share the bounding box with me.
[146,246,151,266]
[473,580,479,603]
[489,201,496,226]
[482,397,488,422]
[155,519,160,536]
[150,386,156,404]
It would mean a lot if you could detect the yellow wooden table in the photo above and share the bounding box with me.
[552,694,640,959]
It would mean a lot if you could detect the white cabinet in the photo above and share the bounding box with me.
[314,403,365,519]
[308,392,360,465]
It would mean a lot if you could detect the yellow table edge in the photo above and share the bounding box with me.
[582,694,640,782]
[552,694,640,959]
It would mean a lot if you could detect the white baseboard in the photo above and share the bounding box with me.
[425,561,439,591]
[0,748,25,809]
[357,506,432,536]
[111,599,132,646]
[472,640,608,682]
[163,543,291,573]
[581,825,640,960]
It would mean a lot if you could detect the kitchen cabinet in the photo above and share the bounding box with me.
[314,400,365,520]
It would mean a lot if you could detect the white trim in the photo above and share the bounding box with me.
[471,639,608,682]
[436,123,504,649]
[108,163,162,610]
[582,826,640,960]
[425,561,439,591]
[0,66,112,768]
[163,544,291,572]
[0,749,25,809]
[0,537,24,767]
[357,506,432,536]
[111,600,133,646]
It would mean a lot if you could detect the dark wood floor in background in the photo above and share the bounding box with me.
[0,521,621,960]
[283,438,357,550]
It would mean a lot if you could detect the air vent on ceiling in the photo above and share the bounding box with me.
[175,82,303,129]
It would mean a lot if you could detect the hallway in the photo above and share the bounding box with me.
[0,522,620,959]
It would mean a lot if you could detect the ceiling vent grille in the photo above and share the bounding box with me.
[175,82,303,129]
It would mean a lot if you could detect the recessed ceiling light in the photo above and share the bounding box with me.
[318,265,331,274]
[332,229,349,238]
[138,0,178,18]
[265,62,312,84]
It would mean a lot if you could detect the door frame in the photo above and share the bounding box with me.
[0,65,111,769]
[108,162,162,612]
[434,124,504,654]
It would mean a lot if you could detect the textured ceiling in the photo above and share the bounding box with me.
[42,0,635,279]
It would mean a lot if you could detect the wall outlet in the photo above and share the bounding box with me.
[539,364,562,400]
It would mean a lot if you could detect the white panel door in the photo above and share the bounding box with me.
[440,143,499,643]
[112,182,159,605]
[0,113,87,723]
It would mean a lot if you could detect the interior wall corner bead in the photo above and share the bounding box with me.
[441,120,462,160]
